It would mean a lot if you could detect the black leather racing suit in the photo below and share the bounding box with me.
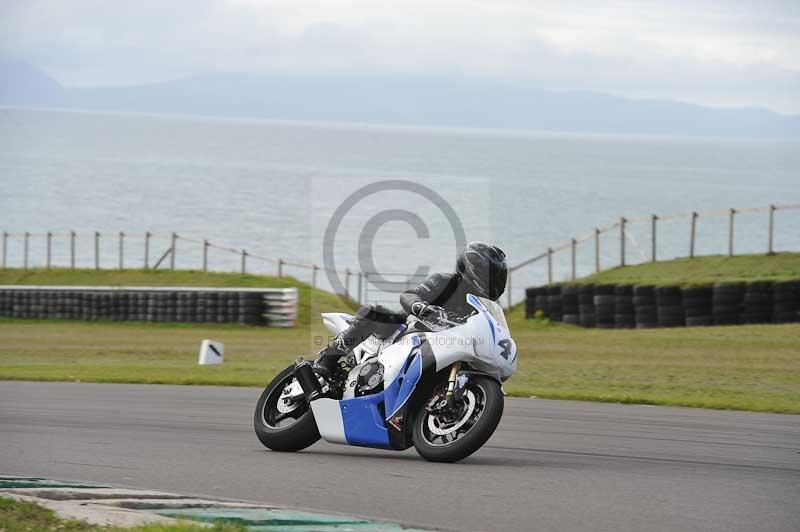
[399,272,477,323]
[315,272,477,371]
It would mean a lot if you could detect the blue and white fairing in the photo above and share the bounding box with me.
[310,337,424,449]
[310,294,517,450]
[423,294,517,382]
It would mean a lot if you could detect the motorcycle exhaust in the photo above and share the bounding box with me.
[294,358,322,401]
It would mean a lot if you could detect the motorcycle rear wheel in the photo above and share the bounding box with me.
[254,365,320,452]
[412,374,504,463]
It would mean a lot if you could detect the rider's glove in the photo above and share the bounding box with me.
[411,302,448,323]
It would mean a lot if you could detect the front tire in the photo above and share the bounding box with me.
[412,375,504,463]
[254,365,320,452]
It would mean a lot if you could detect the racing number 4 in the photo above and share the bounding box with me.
[498,339,513,360]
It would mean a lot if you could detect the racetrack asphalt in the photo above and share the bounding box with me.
[1,381,798,532]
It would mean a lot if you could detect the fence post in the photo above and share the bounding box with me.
[357,272,363,304]
[202,239,208,272]
[547,247,553,284]
[118,231,124,270]
[24,232,30,269]
[506,270,512,310]
[689,212,698,258]
[94,231,100,269]
[728,209,735,256]
[144,232,151,269]
[619,217,626,266]
[278,259,283,278]
[594,228,600,272]
[651,214,657,262]
[70,231,76,269]
[570,238,576,280]
[312,265,318,288]
[46,232,52,269]
[768,204,775,254]
[1,232,7,268]
[345,268,351,299]
[240,249,247,274]
[170,232,177,270]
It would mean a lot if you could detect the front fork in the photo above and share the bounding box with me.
[445,361,462,410]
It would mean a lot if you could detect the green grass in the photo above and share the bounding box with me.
[1,266,799,414]
[506,307,800,413]
[576,252,800,286]
[1,315,798,414]
[0,496,244,532]
[0,268,356,326]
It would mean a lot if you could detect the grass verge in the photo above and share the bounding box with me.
[576,252,800,286]
[1,266,799,414]
[1,315,798,414]
[0,496,243,532]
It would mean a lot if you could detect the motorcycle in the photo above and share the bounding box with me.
[254,293,517,463]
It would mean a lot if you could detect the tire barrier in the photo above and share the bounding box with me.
[614,285,635,329]
[742,281,773,325]
[524,279,800,328]
[561,285,579,326]
[683,286,713,327]
[578,284,595,328]
[524,287,541,319]
[656,286,684,327]
[547,286,563,322]
[534,289,549,317]
[633,285,657,329]
[593,284,616,329]
[712,282,744,325]
[0,285,298,327]
[773,280,799,324]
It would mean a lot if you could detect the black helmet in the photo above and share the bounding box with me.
[456,242,508,300]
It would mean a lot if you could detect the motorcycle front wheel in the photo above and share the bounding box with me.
[412,374,504,463]
[254,365,320,452]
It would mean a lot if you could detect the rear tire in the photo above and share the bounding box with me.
[254,365,320,452]
[412,375,503,463]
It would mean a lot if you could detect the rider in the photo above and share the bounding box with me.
[314,242,508,375]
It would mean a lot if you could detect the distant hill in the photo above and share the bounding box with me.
[2,60,799,138]
[0,59,64,104]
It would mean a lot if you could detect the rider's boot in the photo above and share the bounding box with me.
[313,305,406,377]
[313,336,350,377]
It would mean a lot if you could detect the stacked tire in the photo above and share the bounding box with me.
[633,285,657,328]
[524,287,540,319]
[712,283,743,325]
[613,285,635,328]
[239,293,265,325]
[534,289,549,318]
[561,285,579,325]
[656,286,684,327]
[578,285,595,328]
[593,284,615,329]
[773,281,799,323]
[547,286,563,322]
[683,286,713,327]
[741,282,773,324]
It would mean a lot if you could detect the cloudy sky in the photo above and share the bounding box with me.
[2,0,799,113]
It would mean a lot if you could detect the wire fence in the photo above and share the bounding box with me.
[0,229,387,305]
[506,202,800,308]
[2,202,798,309]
